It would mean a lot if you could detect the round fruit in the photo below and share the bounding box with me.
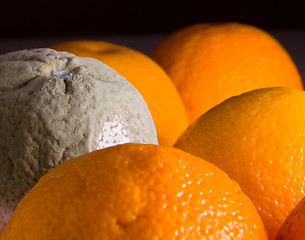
[150,22,303,123]
[1,143,267,239]
[276,196,305,240]
[174,87,305,239]
[0,48,158,231]
[49,40,188,146]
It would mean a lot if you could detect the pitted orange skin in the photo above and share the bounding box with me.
[1,143,267,239]
[150,22,303,123]
[175,87,305,240]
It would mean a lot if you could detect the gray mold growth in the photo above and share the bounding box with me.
[0,48,158,230]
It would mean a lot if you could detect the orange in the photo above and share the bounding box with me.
[1,143,267,239]
[276,196,305,240]
[174,87,305,240]
[150,22,303,123]
[48,40,188,146]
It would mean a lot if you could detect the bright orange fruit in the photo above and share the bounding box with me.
[1,143,267,239]
[276,196,305,240]
[48,40,188,146]
[174,87,305,239]
[150,22,303,123]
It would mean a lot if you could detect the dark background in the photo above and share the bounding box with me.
[1,0,305,82]
[1,0,305,38]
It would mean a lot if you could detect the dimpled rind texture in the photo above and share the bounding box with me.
[150,23,303,124]
[174,87,305,240]
[0,143,267,239]
[0,48,158,226]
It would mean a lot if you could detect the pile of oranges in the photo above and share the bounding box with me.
[1,22,305,239]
